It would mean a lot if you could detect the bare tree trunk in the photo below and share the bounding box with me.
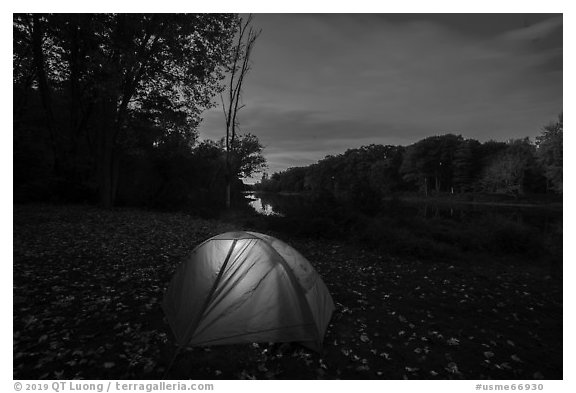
[225,147,232,209]
[13,73,34,134]
[221,15,261,209]
[225,182,231,209]
[96,97,120,209]
[97,135,121,209]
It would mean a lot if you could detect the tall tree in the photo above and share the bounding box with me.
[536,114,563,193]
[452,139,481,192]
[480,138,538,197]
[400,134,463,195]
[220,14,261,208]
[228,133,267,179]
[368,145,405,196]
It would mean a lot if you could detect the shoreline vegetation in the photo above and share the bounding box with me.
[248,191,563,209]
[252,125,563,226]
[244,192,562,282]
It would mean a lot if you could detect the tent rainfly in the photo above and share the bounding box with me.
[162,231,335,352]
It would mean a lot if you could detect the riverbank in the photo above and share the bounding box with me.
[245,192,562,273]
[13,204,562,379]
[250,190,563,209]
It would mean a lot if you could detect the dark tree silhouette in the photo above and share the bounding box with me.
[14,13,238,207]
[480,138,540,197]
[536,114,563,193]
[400,134,463,195]
[228,133,267,179]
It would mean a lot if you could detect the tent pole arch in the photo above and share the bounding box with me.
[181,239,238,346]
[249,234,322,348]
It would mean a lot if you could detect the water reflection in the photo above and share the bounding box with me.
[245,191,561,234]
[246,192,283,216]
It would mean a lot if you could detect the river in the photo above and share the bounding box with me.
[244,191,562,234]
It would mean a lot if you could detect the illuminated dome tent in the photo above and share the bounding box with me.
[162,231,335,352]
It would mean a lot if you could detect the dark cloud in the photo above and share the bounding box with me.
[198,14,562,182]
[376,14,561,39]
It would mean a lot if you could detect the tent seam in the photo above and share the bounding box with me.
[181,239,238,345]
[248,233,322,348]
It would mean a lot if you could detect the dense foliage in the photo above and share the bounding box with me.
[536,115,563,193]
[255,118,562,207]
[13,13,265,209]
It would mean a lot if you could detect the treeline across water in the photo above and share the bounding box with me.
[255,120,562,212]
[251,125,562,267]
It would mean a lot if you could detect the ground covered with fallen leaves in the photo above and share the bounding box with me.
[13,204,562,379]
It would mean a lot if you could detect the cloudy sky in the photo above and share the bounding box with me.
[198,14,563,182]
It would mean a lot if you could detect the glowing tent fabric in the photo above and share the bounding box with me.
[162,231,334,352]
